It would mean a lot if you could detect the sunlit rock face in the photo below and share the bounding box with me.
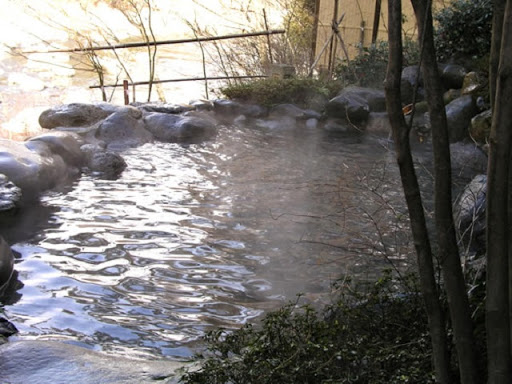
[95,106,153,150]
[38,103,118,129]
[0,139,69,196]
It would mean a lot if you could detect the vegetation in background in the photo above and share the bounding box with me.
[334,38,420,89]
[221,77,340,108]
[433,0,493,67]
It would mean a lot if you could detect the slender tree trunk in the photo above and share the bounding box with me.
[486,1,512,382]
[410,1,479,383]
[490,0,506,111]
[385,1,450,382]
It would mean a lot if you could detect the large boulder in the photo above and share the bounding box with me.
[401,65,424,104]
[26,131,85,168]
[450,141,488,181]
[445,95,478,142]
[326,86,386,123]
[143,113,217,143]
[454,174,487,255]
[95,106,153,150]
[0,139,69,195]
[87,151,127,179]
[469,109,492,144]
[39,103,118,129]
[439,63,467,90]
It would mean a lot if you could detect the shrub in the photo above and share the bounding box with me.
[334,39,420,88]
[181,272,436,384]
[220,77,341,108]
[434,0,493,64]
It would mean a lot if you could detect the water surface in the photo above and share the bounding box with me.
[5,123,411,359]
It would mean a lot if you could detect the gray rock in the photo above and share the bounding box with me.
[450,141,488,181]
[0,174,22,212]
[326,92,369,123]
[401,65,423,104]
[0,139,69,195]
[136,102,195,114]
[213,99,267,118]
[39,103,117,129]
[445,95,478,142]
[325,86,386,124]
[144,113,217,143]
[0,235,14,290]
[87,151,127,179]
[27,131,85,167]
[439,63,467,90]
[189,99,214,111]
[469,109,492,144]
[95,106,153,150]
[0,340,188,384]
[454,174,487,255]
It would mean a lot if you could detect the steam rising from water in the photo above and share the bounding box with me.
[6,124,408,359]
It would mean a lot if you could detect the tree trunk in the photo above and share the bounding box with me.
[490,0,506,111]
[410,1,479,383]
[385,1,451,382]
[486,1,512,382]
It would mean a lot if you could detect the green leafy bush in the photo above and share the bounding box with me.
[220,77,341,108]
[334,39,420,88]
[181,272,436,384]
[434,0,493,64]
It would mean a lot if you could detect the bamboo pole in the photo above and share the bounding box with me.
[89,75,268,89]
[263,9,274,64]
[24,30,286,54]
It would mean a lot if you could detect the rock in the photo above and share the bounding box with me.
[27,131,85,167]
[445,95,478,142]
[39,103,117,129]
[0,139,69,195]
[87,151,127,179]
[135,102,195,114]
[469,109,492,144]
[401,65,423,104]
[326,86,386,122]
[0,174,22,212]
[454,174,487,255]
[213,99,267,118]
[0,317,18,339]
[326,87,372,123]
[462,71,484,95]
[443,89,461,104]
[189,99,214,111]
[439,63,467,89]
[0,340,188,384]
[0,235,14,290]
[142,113,181,141]
[450,141,488,181]
[144,113,217,143]
[269,104,321,120]
[95,106,153,150]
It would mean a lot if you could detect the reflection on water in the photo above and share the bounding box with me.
[4,123,410,360]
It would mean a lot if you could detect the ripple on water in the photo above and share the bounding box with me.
[5,129,409,359]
